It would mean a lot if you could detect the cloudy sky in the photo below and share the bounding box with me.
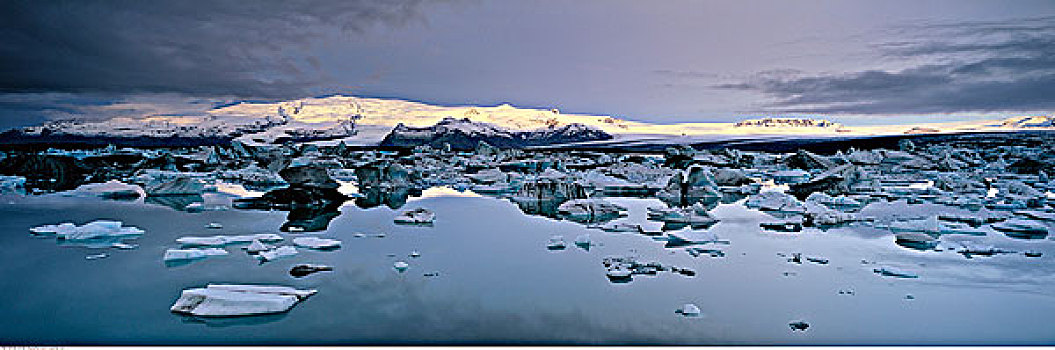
[1,0,1053,129]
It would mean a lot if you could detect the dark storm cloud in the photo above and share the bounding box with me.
[0,0,428,98]
[717,16,1055,115]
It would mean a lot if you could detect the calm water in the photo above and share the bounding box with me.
[1,189,1054,345]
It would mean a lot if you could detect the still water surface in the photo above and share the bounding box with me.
[0,189,1053,345]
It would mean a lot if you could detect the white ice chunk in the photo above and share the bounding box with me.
[31,220,145,241]
[394,208,436,225]
[163,248,229,262]
[257,246,298,262]
[170,284,317,317]
[292,237,341,250]
[244,239,273,254]
[176,233,283,247]
[546,235,567,250]
[64,180,144,199]
[676,303,701,317]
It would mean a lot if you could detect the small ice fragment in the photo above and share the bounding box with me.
[394,261,409,272]
[244,239,272,254]
[112,242,138,250]
[675,303,701,317]
[873,266,919,278]
[394,208,435,225]
[574,234,591,249]
[205,222,223,229]
[409,251,421,258]
[1025,251,1043,257]
[546,235,567,250]
[806,256,829,265]
[86,253,109,260]
[257,246,297,262]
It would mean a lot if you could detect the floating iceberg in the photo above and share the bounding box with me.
[745,191,806,213]
[574,234,591,249]
[789,321,810,331]
[646,203,718,226]
[30,220,145,241]
[64,180,144,199]
[170,284,317,317]
[163,248,229,262]
[546,235,567,250]
[557,199,627,223]
[992,219,1049,238]
[1015,210,1055,221]
[244,239,273,254]
[144,177,206,196]
[805,192,862,209]
[760,219,803,232]
[394,208,436,225]
[0,175,26,193]
[894,232,939,250]
[873,266,919,278]
[176,233,283,247]
[292,237,342,250]
[257,246,298,262]
[676,303,701,317]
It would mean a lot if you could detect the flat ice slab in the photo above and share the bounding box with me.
[64,180,144,199]
[31,220,145,241]
[176,234,283,247]
[170,284,317,317]
[292,237,342,249]
[257,246,298,262]
[163,248,229,262]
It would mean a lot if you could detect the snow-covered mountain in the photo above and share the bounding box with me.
[996,116,1055,128]
[734,118,842,129]
[380,117,612,149]
[1,94,1052,147]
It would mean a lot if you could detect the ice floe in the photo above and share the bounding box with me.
[170,284,317,317]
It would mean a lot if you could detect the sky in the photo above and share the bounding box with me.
[1,0,1054,130]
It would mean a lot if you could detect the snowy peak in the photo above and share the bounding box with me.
[380,117,612,150]
[735,118,842,129]
[4,94,1054,147]
[997,116,1055,128]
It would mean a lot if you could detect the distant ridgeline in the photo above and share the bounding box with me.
[734,117,842,129]
[380,117,612,150]
[998,116,1055,128]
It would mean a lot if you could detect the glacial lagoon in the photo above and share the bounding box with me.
[2,181,1054,345]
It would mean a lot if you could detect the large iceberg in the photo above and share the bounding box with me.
[64,180,144,199]
[30,220,144,241]
[557,199,628,223]
[170,284,317,317]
